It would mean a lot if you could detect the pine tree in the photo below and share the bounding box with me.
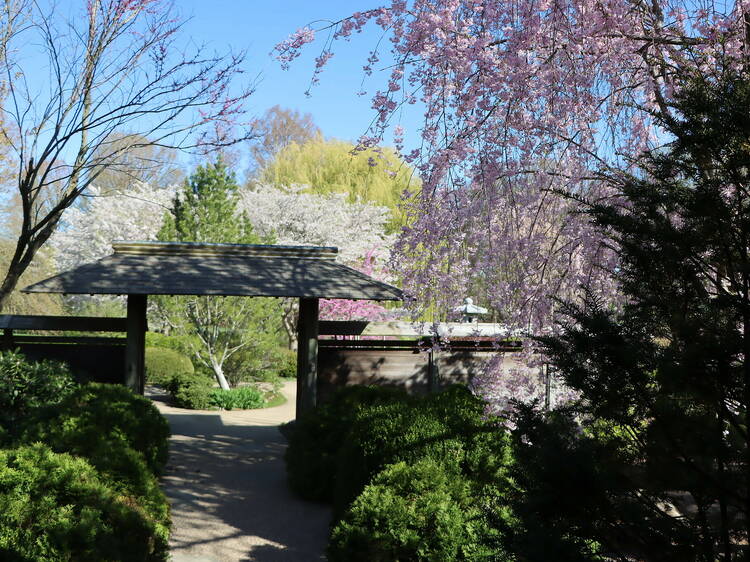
[510,72,750,559]
[156,160,281,390]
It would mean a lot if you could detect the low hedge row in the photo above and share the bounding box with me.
[0,351,172,561]
[284,384,515,560]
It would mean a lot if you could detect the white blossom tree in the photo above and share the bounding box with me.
[239,184,396,345]
[49,182,177,273]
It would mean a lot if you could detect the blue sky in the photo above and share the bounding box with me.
[178,0,417,149]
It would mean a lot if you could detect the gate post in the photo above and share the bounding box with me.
[296,297,319,417]
[125,294,147,394]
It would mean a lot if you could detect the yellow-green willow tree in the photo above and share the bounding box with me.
[258,137,418,231]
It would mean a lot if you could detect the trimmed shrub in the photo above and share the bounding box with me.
[0,350,76,430]
[145,347,193,385]
[333,399,466,516]
[333,385,514,517]
[165,372,214,410]
[276,348,298,378]
[285,385,410,502]
[22,383,170,475]
[328,459,505,561]
[210,386,266,410]
[20,416,170,541]
[0,444,168,561]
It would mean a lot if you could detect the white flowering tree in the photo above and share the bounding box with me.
[239,184,396,346]
[50,182,177,272]
[49,181,177,313]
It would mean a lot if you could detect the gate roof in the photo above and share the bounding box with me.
[23,241,403,301]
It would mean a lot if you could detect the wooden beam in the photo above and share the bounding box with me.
[0,314,127,332]
[296,297,319,417]
[125,295,147,394]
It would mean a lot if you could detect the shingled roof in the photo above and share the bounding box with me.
[23,241,403,301]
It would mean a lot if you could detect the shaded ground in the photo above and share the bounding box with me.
[149,382,330,562]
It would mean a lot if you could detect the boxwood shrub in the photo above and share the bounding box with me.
[328,458,507,561]
[284,385,411,502]
[22,383,170,475]
[164,372,214,410]
[0,444,168,561]
[145,347,194,385]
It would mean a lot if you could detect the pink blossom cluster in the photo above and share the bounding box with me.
[276,0,750,410]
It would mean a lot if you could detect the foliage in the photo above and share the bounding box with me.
[164,372,214,410]
[20,413,171,552]
[275,0,750,423]
[513,72,750,558]
[0,0,253,312]
[50,182,177,275]
[334,389,473,516]
[221,333,287,387]
[22,383,169,474]
[328,458,505,562]
[0,350,76,431]
[257,138,417,230]
[0,444,168,561]
[145,347,194,386]
[276,348,297,378]
[156,160,283,390]
[285,385,411,503]
[210,386,266,410]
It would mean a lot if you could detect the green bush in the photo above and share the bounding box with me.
[276,348,297,378]
[285,385,410,503]
[20,413,170,540]
[0,350,76,430]
[145,347,193,385]
[210,386,266,410]
[333,385,514,517]
[328,458,505,561]
[165,372,214,409]
[0,444,168,561]
[333,399,466,516]
[23,383,170,475]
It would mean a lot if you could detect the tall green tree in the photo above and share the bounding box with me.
[508,71,750,560]
[258,137,418,231]
[157,160,281,390]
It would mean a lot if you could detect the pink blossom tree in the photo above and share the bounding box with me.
[275,0,750,408]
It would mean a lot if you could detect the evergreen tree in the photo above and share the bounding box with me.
[157,160,282,390]
[510,72,750,559]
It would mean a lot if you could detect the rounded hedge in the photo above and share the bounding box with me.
[328,458,504,561]
[145,347,194,386]
[23,383,170,475]
[0,444,168,561]
[165,372,214,410]
[284,385,411,503]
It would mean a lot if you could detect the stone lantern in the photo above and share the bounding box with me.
[454,297,488,323]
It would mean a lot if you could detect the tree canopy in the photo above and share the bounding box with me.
[258,137,418,231]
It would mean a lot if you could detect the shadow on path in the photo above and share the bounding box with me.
[151,384,330,561]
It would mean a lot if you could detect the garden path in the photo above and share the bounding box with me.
[149,381,330,562]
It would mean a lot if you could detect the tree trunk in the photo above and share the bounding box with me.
[209,354,231,390]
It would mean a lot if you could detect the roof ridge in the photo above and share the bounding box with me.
[112,241,338,259]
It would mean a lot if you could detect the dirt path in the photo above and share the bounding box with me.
[150,382,331,562]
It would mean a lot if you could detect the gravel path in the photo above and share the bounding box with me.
[150,382,331,562]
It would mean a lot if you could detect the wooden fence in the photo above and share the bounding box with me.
[317,320,526,401]
[0,315,127,384]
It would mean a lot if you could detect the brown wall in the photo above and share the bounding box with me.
[318,347,528,401]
